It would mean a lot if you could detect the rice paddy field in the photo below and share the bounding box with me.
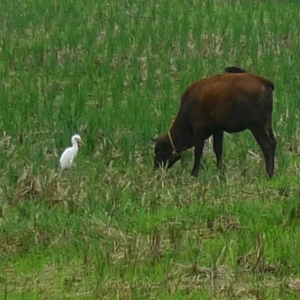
[1,0,300,299]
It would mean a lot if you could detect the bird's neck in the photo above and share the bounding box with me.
[72,141,79,153]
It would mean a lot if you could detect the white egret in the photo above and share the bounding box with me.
[58,134,85,172]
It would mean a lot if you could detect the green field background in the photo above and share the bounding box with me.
[1,1,300,299]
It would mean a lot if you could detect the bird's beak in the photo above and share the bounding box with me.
[79,140,85,146]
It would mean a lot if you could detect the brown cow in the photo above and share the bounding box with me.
[152,68,276,178]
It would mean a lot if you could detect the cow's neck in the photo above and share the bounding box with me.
[168,112,193,153]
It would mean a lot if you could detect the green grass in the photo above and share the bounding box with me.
[1,0,300,298]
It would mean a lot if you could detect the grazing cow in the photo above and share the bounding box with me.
[152,68,276,178]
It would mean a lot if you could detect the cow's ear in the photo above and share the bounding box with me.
[151,135,159,143]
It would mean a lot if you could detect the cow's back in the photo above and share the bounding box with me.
[181,73,274,132]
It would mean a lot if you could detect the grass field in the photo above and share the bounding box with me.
[1,0,300,299]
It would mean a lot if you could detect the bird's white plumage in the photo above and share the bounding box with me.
[59,134,84,171]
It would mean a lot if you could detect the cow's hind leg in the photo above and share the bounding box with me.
[213,131,224,169]
[266,122,276,173]
[249,125,276,178]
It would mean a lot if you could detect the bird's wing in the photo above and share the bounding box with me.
[60,148,73,167]
[68,153,74,164]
